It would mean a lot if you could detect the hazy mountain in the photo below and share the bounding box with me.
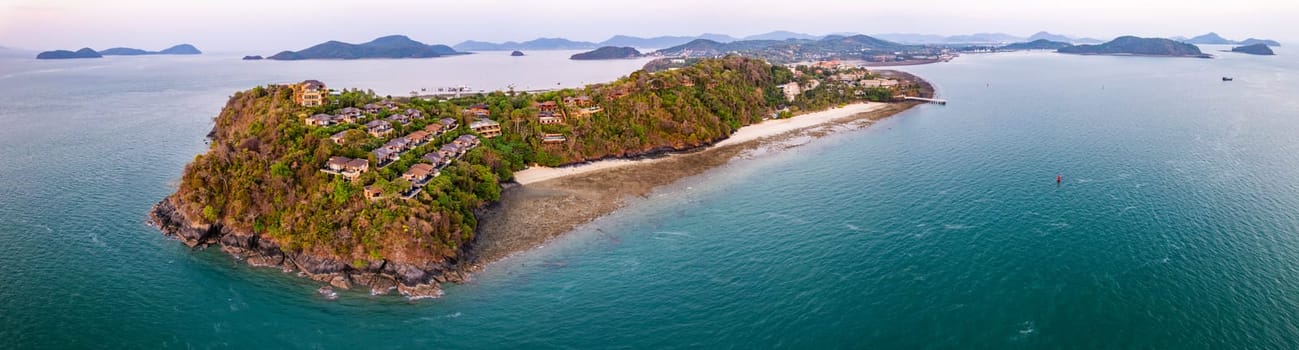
[516,38,598,50]
[598,35,725,49]
[1176,33,1281,47]
[874,32,1103,45]
[36,48,102,59]
[268,35,461,60]
[655,34,910,60]
[1001,39,1073,50]
[742,30,821,41]
[1184,32,1235,45]
[1027,32,1073,43]
[944,32,1024,43]
[452,38,598,51]
[158,44,202,55]
[570,46,643,60]
[698,33,739,43]
[1238,38,1281,47]
[1058,36,1208,57]
[871,33,953,44]
[99,44,201,56]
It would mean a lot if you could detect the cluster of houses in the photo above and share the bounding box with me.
[295,89,489,202]
[365,118,460,168]
[295,80,605,201]
[370,134,481,201]
[306,102,423,128]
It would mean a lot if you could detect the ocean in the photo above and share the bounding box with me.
[3,46,1299,348]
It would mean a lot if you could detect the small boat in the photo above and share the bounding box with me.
[1222,77,1234,81]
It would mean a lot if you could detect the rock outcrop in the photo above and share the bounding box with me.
[149,196,465,299]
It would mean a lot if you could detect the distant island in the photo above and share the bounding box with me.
[267,35,465,60]
[100,44,201,56]
[242,55,263,60]
[873,31,1103,45]
[454,34,742,51]
[653,34,950,65]
[1238,38,1281,47]
[1057,36,1210,58]
[36,44,200,59]
[570,46,642,60]
[1230,43,1275,55]
[510,50,525,56]
[454,38,599,52]
[1178,32,1281,47]
[36,48,102,59]
[1000,39,1073,51]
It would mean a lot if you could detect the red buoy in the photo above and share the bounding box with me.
[1057,174,1062,183]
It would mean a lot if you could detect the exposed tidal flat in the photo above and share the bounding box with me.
[5,46,1299,348]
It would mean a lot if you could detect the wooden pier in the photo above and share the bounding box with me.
[904,96,947,105]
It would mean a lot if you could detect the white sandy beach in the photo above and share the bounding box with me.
[512,102,887,185]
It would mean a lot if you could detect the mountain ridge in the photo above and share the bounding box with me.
[268,35,462,60]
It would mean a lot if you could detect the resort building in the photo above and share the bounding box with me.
[563,96,593,107]
[859,79,900,89]
[469,118,501,138]
[386,113,412,125]
[402,163,437,185]
[404,108,424,119]
[537,111,563,125]
[439,143,462,158]
[330,131,349,145]
[379,100,399,110]
[406,130,432,145]
[465,103,490,117]
[372,148,399,166]
[423,123,444,136]
[541,133,567,144]
[323,156,368,181]
[337,107,363,123]
[293,80,327,107]
[363,186,384,201]
[454,134,480,148]
[365,120,393,138]
[305,113,339,127]
[363,103,382,114]
[422,153,446,167]
[533,101,559,113]
[574,106,602,118]
[383,137,410,153]
[439,118,459,130]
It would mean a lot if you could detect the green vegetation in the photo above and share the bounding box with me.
[173,56,897,265]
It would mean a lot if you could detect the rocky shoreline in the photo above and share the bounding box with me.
[148,196,466,299]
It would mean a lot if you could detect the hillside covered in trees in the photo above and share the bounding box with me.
[152,56,914,298]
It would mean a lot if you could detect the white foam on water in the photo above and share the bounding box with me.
[655,231,693,237]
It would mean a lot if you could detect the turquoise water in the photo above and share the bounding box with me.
[4,48,1299,348]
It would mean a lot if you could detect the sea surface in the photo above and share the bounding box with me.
[3,47,1299,348]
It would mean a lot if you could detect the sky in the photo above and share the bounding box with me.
[2,0,1296,52]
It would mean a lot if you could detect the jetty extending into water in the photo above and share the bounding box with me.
[904,96,947,105]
